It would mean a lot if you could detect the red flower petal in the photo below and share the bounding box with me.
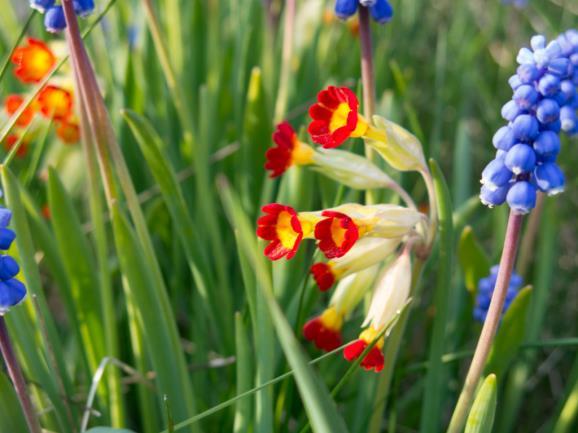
[56,120,80,144]
[310,263,335,291]
[4,134,28,158]
[315,211,359,259]
[303,317,342,352]
[256,203,303,260]
[5,94,35,127]
[11,38,56,84]
[343,339,384,373]
[265,122,297,178]
[37,85,73,120]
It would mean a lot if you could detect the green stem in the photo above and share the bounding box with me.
[273,0,296,122]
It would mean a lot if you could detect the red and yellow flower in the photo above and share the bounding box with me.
[256,204,320,260]
[343,326,385,372]
[265,122,314,177]
[4,134,28,158]
[11,38,56,84]
[4,94,36,127]
[303,307,343,351]
[55,119,80,144]
[37,85,73,120]
[308,86,370,148]
[314,210,360,258]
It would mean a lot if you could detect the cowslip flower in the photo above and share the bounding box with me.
[474,265,522,322]
[4,95,36,128]
[256,204,320,260]
[481,33,577,214]
[55,119,80,144]
[304,266,378,351]
[11,38,56,84]
[343,252,411,372]
[0,208,26,314]
[266,122,408,192]
[334,0,394,24]
[4,135,29,158]
[310,237,401,291]
[37,85,74,120]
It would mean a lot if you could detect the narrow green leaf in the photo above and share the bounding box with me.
[0,372,28,433]
[86,428,137,433]
[234,313,253,433]
[458,226,491,295]
[465,374,497,433]
[486,286,533,376]
[420,159,454,433]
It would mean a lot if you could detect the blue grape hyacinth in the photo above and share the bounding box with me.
[334,0,393,24]
[32,0,96,33]
[0,208,26,314]
[480,32,578,214]
[474,266,523,323]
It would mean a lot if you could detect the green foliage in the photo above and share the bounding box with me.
[466,374,498,433]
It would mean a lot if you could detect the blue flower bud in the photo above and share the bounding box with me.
[44,5,66,33]
[543,118,562,133]
[0,208,12,229]
[0,256,19,280]
[501,100,524,122]
[509,74,522,90]
[561,105,577,132]
[73,0,94,17]
[506,181,537,214]
[533,131,560,159]
[474,266,523,323]
[369,0,393,23]
[536,98,560,124]
[534,163,565,195]
[481,158,513,190]
[530,35,546,50]
[360,0,377,5]
[0,228,15,250]
[538,73,561,96]
[0,279,27,313]
[548,57,570,77]
[495,149,507,160]
[517,47,534,65]
[29,0,54,13]
[492,126,516,150]
[334,0,358,20]
[516,64,539,84]
[480,184,509,207]
[511,114,539,141]
[504,143,536,174]
[513,85,538,109]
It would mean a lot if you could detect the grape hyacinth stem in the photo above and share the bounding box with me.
[447,211,524,433]
[358,6,376,117]
[0,317,42,433]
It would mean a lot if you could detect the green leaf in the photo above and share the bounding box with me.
[486,286,533,376]
[458,226,491,295]
[0,372,28,433]
[465,374,497,433]
[234,313,253,433]
[86,428,137,433]
[219,177,349,433]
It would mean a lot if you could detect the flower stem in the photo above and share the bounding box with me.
[446,211,524,433]
[517,192,544,277]
[0,316,42,433]
[358,6,376,117]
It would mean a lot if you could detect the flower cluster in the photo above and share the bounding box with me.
[257,86,433,372]
[4,37,79,156]
[474,266,522,323]
[0,208,26,314]
[30,0,95,33]
[480,32,578,214]
[334,0,393,24]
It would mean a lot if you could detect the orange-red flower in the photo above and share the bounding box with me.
[343,338,385,373]
[310,263,336,291]
[265,122,314,178]
[257,204,304,260]
[308,86,368,148]
[56,120,80,144]
[37,85,73,120]
[4,94,36,127]
[4,134,28,158]
[314,210,359,258]
[303,307,343,352]
[11,38,56,84]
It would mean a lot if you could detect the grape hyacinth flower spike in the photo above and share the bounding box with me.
[334,0,394,24]
[0,208,26,314]
[32,0,96,33]
[474,265,523,323]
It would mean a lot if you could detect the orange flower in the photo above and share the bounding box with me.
[265,122,314,178]
[308,86,368,148]
[11,38,56,84]
[257,204,304,260]
[37,85,73,120]
[4,94,36,127]
[343,327,385,372]
[4,134,28,158]
[56,120,80,144]
[314,210,359,258]
[303,307,343,352]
